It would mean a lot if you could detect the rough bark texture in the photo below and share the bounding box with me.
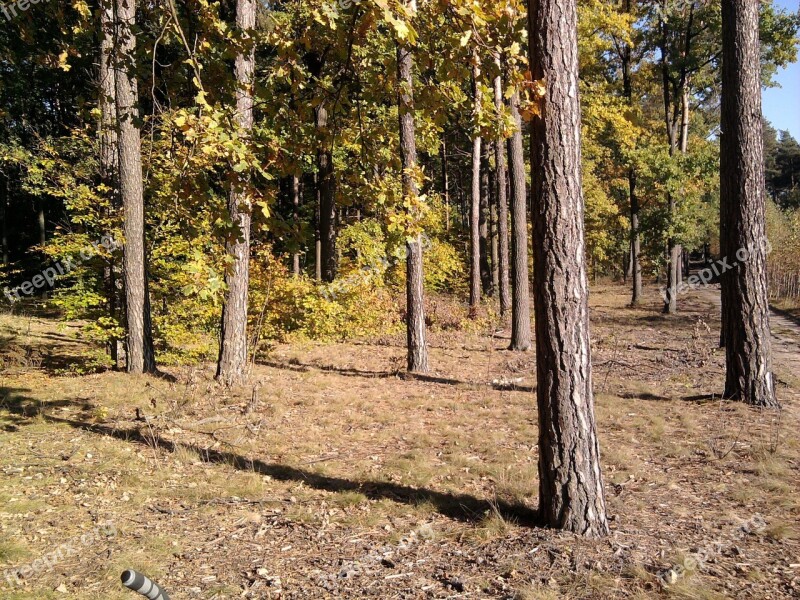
[115,0,156,375]
[316,106,337,283]
[396,11,429,374]
[507,91,532,351]
[1,177,8,265]
[100,0,120,365]
[528,0,609,537]
[469,55,482,314]
[314,171,322,281]
[719,0,778,407]
[216,0,255,386]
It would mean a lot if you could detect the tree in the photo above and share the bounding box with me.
[316,104,338,283]
[719,0,778,407]
[217,0,256,386]
[469,49,482,315]
[507,90,532,351]
[115,0,156,374]
[493,58,511,317]
[396,0,429,374]
[528,0,609,536]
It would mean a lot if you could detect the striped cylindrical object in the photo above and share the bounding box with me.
[121,570,171,600]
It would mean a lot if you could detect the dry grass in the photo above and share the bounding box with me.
[1,282,799,598]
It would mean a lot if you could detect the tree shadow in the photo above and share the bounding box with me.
[40,411,540,528]
[257,359,535,393]
[0,385,95,427]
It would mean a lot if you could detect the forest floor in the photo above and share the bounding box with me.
[0,282,799,599]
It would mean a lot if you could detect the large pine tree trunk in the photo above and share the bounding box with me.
[216,0,255,386]
[528,0,609,537]
[469,55,482,315]
[316,106,337,283]
[115,0,156,374]
[396,1,429,374]
[493,67,511,317]
[720,0,778,407]
[507,90,532,351]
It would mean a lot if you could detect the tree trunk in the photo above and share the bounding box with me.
[216,0,255,386]
[441,136,450,232]
[292,174,301,276]
[528,0,609,537]
[720,0,778,407]
[493,66,511,317]
[489,161,499,295]
[480,145,492,296]
[507,91,532,351]
[314,171,322,281]
[469,53,482,314]
[1,175,8,266]
[100,0,120,365]
[620,2,642,306]
[396,1,429,374]
[115,0,156,375]
[316,106,337,283]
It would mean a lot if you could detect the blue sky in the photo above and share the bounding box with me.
[763,0,800,138]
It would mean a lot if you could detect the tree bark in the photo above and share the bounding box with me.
[493,66,511,317]
[316,106,337,283]
[1,176,8,266]
[719,0,778,407]
[469,52,482,314]
[507,90,532,351]
[396,0,429,374]
[115,0,156,374]
[216,0,256,386]
[100,0,120,365]
[528,0,609,537]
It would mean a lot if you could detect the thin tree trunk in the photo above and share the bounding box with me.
[396,0,429,374]
[314,171,322,281]
[216,0,255,386]
[480,145,492,296]
[441,136,450,232]
[469,52,482,314]
[620,0,643,305]
[292,174,301,276]
[1,176,8,266]
[528,0,609,537]
[493,64,511,317]
[316,106,337,283]
[489,160,499,295]
[507,90,532,351]
[720,0,778,407]
[115,0,155,375]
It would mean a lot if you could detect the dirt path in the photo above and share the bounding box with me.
[695,283,800,382]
